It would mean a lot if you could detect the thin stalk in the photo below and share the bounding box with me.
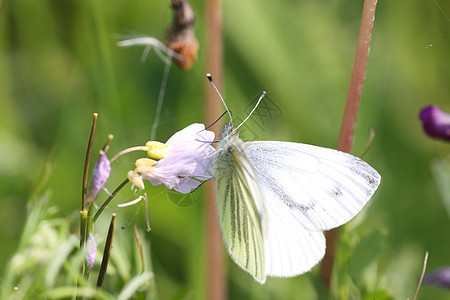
[93,178,129,222]
[204,0,225,299]
[97,213,116,288]
[82,113,98,210]
[151,57,172,140]
[358,126,376,159]
[134,225,145,273]
[80,113,98,249]
[80,209,88,249]
[414,251,429,300]
[319,0,379,289]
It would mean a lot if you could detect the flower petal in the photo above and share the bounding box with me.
[144,152,197,190]
[118,195,145,207]
[191,154,215,180]
[166,123,215,153]
[174,177,202,193]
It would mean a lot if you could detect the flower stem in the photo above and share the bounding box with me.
[80,209,88,249]
[414,251,429,300]
[103,134,114,152]
[151,57,172,140]
[358,126,376,158]
[82,113,98,211]
[319,0,379,289]
[80,113,98,249]
[134,225,145,273]
[93,178,129,222]
[97,213,116,288]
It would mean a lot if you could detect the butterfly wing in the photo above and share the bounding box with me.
[214,139,266,283]
[245,141,380,231]
[245,141,380,277]
[260,193,327,277]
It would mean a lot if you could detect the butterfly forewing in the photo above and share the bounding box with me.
[214,134,266,283]
[245,141,381,231]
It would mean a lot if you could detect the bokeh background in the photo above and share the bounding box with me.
[0,0,449,298]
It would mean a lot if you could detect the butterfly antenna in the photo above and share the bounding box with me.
[207,73,233,125]
[235,91,266,131]
[205,110,229,131]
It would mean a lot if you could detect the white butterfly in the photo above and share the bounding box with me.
[209,75,381,284]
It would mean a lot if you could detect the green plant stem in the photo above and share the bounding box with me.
[82,113,98,211]
[97,213,116,288]
[320,0,379,289]
[358,126,376,159]
[80,113,98,249]
[93,179,129,223]
[134,225,145,273]
[80,209,88,249]
[86,201,95,241]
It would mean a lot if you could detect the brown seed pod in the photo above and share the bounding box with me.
[166,0,199,70]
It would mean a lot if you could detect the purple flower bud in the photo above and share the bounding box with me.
[423,267,450,289]
[88,151,111,199]
[419,105,450,141]
[86,233,97,272]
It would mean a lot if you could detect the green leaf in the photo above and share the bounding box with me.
[42,286,112,299]
[45,235,78,288]
[117,271,155,300]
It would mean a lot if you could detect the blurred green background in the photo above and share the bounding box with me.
[1,0,449,298]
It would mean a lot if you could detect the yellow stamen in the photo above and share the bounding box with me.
[127,170,145,189]
[136,158,157,168]
[145,141,171,160]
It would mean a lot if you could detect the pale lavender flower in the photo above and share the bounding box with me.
[128,123,215,193]
[86,233,97,272]
[88,150,111,200]
[419,105,450,141]
[423,267,450,289]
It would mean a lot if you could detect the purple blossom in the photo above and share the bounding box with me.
[86,233,97,272]
[423,267,450,289]
[419,105,450,141]
[88,151,111,199]
[128,123,215,193]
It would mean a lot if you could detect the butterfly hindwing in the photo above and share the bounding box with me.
[261,196,326,277]
[214,136,266,283]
